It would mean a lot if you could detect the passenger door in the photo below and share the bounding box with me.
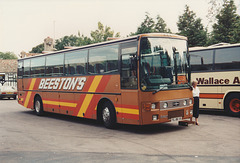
[120,41,139,124]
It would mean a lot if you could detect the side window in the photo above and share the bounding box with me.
[65,50,88,76]
[46,53,64,76]
[190,50,214,71]
[120,41,138,89]
[23,59,31,78]
[18,61,23,79]
[30,57,45,77]
[88,44,118,74]
[215,47,240,70]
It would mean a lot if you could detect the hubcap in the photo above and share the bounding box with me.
[102,107,110,123]
[35,100,41,113]
[229,98,240,113]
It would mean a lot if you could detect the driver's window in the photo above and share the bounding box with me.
[120,41,137,89]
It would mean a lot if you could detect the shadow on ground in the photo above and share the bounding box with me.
[20,110,187,134]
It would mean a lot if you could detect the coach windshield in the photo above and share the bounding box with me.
[140,37,189,92]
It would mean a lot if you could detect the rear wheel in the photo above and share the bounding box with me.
[34,96,44,116]
[225,93,240,117]
[101,101,116,129]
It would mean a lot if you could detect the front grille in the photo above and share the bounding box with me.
[160,98,190,110]
[168,110,184,119]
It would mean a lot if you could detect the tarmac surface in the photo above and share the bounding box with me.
[0,100,239,162]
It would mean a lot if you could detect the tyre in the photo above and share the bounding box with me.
[34,96,44,116]
[101,101,116,129]
[224,93,240,117]
[13,96,16,100]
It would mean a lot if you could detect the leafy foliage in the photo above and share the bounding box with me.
[155,15,171,33]
[134,12,155,34]
[54,22,120,50]
[30,3,240,52]
[55,33,92,51]
[207,0,223,25]
[55,35,79,50]
[90,22,120,43]
[0,52,18,59]
[131,13,171,35]
[30,43,44,53]
[210,0,240,44]
[177,5,207,47]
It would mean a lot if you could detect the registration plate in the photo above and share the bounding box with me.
[171,117,182,122]
[7,92,12,94]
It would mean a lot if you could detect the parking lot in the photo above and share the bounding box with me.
[0,100,239,163]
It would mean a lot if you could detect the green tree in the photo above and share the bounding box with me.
[30,43,44,53]
[0,52,18,59]
[231,17,240,43]
[135,12,155,35]
[155,15,171,33]
[90,22,120,43]
[131,13,171,35]
[177,5,207,47]
[55,35,79,50]
[55,33,92,51]
[211,0,240,44]
[76,32,92,46]
[30,22,120,51]
[207,0,223,25]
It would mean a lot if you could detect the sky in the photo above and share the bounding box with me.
[0,0,240,57]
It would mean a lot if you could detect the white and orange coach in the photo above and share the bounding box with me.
[190,43,240,116]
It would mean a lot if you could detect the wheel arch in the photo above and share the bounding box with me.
[96,97,116,121]
[223,91,240,107]
[33,94,42,108]
[34,93,42,102]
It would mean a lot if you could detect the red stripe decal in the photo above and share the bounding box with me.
[200,93,224,99]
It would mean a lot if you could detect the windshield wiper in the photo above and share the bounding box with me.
[153,83,192,94]
[152,85,168,94]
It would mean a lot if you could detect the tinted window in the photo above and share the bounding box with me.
[215,47,240,70]
[18,61,23,78]
[190,50,214,71]
[23,59,31,78]
[88,44,118,74]
[65,50,88,75]
[31,57,45,77]
[120,41,138,89]
[46,53,64,76]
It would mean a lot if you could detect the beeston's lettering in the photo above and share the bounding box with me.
[38,77,86,90]
[196,77,239,85]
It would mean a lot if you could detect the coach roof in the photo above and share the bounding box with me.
[18,33,187,61]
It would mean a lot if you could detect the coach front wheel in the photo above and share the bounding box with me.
[102,101,116,129]
[225,93,240,117]
[34,96,44,116]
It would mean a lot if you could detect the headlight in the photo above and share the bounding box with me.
[189,99,192,105]
[163,102,168,109]
[186,109,189,115]
[183,100,187,106]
